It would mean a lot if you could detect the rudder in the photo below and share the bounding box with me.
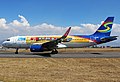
[93,17,114,36]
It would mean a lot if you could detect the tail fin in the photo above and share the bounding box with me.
[93,17,114,36]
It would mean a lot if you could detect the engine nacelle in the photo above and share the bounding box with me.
[30,44,43,52]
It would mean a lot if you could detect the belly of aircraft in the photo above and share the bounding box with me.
[10,42,97,49]
[63,42,97,48]
[21,42,96,48]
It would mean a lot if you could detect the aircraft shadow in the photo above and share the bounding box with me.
[90,52,102,55]
[25,52,52,57]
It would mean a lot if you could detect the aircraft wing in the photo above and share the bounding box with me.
[42,27,71,50]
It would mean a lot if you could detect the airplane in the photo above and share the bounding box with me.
[2,17,118,54]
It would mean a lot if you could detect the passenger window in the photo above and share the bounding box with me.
[6,39,10,41]
[18,37,26,41]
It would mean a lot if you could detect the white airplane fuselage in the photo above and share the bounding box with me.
[2,35,97,49]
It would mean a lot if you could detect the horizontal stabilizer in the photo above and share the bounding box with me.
[100,36,118,42]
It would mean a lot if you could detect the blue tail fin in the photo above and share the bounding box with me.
[93,17,114,36]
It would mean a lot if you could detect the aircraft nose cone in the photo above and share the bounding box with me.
[2,42,6,47]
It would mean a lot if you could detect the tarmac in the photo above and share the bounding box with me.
[0,52,120,58]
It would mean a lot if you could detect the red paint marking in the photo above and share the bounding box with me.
[36,37,39,41]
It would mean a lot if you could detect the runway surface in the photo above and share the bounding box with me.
[0,52,120,58]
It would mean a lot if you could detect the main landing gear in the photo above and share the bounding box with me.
[51,49,58,54]
[15,48,19,54]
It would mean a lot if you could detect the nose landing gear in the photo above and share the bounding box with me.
[15,48,19,54]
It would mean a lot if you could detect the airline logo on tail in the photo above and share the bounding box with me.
[97,21,113,33]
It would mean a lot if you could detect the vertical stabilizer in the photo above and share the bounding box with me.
[93,17,114,36]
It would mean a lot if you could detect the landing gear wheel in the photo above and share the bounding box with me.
[15,52,18,54]
[15,48,19,54]
[51,49,58,54]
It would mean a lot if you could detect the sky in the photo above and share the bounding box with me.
[0,0,120,46]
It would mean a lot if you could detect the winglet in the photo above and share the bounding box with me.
[61,27,71,39]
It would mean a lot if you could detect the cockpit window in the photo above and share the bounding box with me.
[6,39,10,41]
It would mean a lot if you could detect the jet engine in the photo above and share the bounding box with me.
[30,44,43,52]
